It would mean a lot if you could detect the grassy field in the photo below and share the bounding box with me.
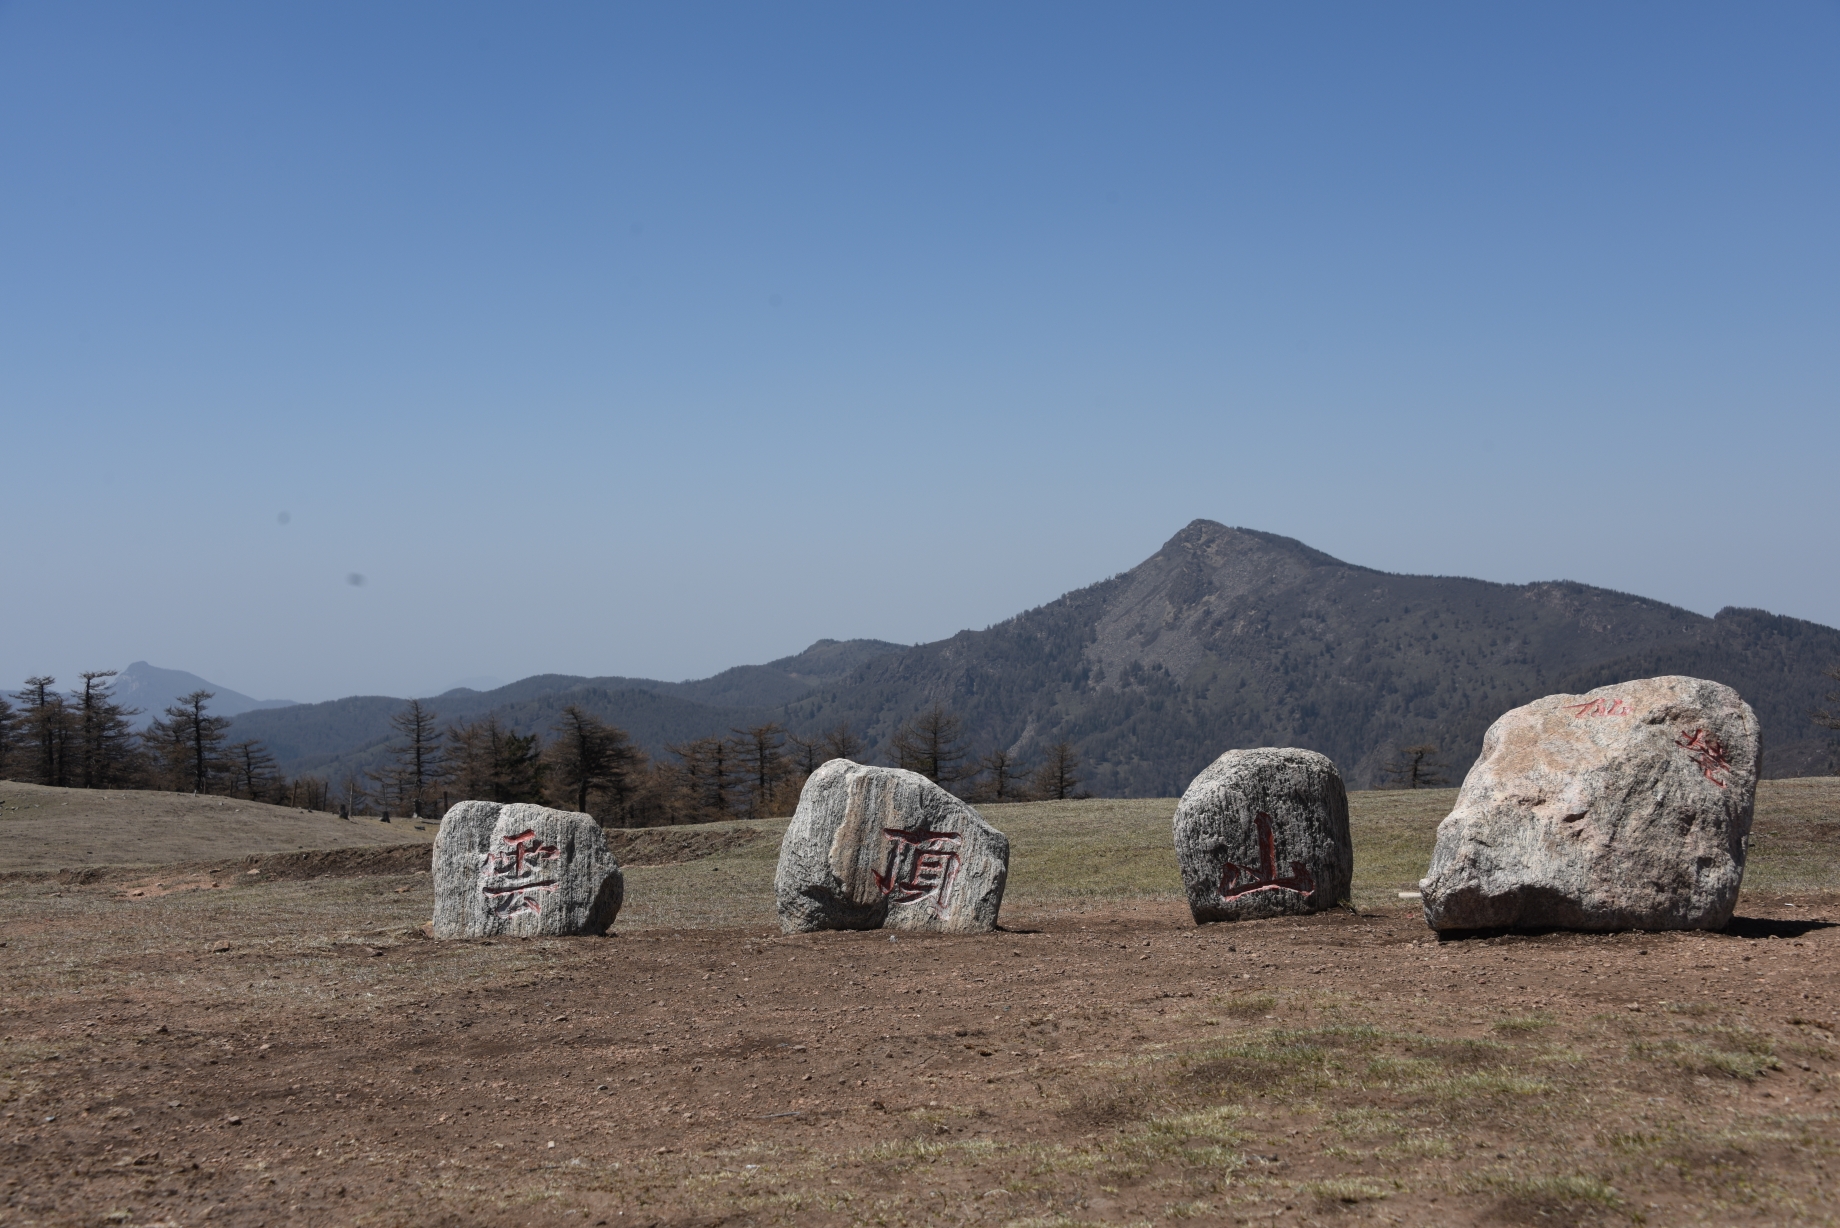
[614,778,1840,929]
[3,779,1838,1226]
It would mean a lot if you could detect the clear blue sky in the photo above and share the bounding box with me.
[4,2,1837,703]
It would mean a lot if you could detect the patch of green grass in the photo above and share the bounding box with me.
[1493,1012,1556,1034]
[1214,992,1276,1019]
[1631,1023,1779,1080]
[1475,1172,1625,1216]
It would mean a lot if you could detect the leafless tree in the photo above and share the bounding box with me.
[72,671,140,789]
[226,739,281,801]
[889,704,969,787]
[386,699,446,817]
[821,721,865,763]
[731,722,789,819]
[969,746,1032,803]
[550,705,640,819]
[1379,744,1449,789]
[1032,740,1082,801]
[16,677,72,787]
[1814,666,1840,732]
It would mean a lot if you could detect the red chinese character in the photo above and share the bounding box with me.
[1567,697,1631,718]
[1675,728,1731,788]
[873,826,961,910]
[1219,812,1316,901]
[481,828,560,917]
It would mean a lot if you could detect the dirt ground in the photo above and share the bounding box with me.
[2,784,1837,1227]
[0,782,431,874]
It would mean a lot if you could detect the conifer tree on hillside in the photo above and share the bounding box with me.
[386,699,446,818]
[16,677,73,787]
[666,735,740,822]
[732,722,789,819]
[821,722,865,763]
[970,746,1032,802]
[889,704,969,787]
[0,697,16,780]
[226,739,281,801]
[785,731,824,778]
[445,718,501,801]
[1379,744,1449,790]
[72,671,141,789]
[154,690,230,794]
[550,705,640,818]
[1032,740,1082,801]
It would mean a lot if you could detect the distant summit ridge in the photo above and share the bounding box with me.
[111,661,297,729]
[227,523,1840,795]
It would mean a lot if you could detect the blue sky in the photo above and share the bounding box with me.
[4,2,1837,702]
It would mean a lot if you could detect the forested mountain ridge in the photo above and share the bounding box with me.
[225,521,1839,795]
[228,638,900,780]
[779,521,1839,793]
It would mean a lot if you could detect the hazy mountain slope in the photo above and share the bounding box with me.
[229,639,900,778]
[781,522,1840,794]
[110,661,296,728]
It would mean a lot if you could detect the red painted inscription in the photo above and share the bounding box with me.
[1219,812,1316,901]
[1674,728,1731,788]
[1567,697,1631,718]
[481,828,560,917]
[873,826,961,910]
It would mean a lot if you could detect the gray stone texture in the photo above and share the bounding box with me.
[432,801,623,938]
[1421,675,1759,933]
[775,760,1009,934]
[1173,747,1353,923]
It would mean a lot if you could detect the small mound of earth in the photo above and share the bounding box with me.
[40,823,764,892]
[604,824,763,866]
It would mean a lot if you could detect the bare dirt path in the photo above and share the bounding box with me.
[3,874,1836,1227]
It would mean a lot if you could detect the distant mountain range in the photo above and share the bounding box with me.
[110,661,298,729]
[226,638,904,784]
[225,521,1840,794]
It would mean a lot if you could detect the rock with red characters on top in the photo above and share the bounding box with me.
[1173,748,1353,923]
[1420,675,1759,933]
[432,801,623,938]
[774,760,1009,934]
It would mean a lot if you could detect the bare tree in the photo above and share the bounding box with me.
[167,690,230,794]
[16,677,72,787]
[888,704,969,787]
[445,718,501,801]
[550,705,640,818]
[1032,740,1082,801]
[1814,666,1840,732]
[0,697,16,780]
[821,721,865,763]
[666,736,740,822]
[72,671,141,789]
[226,739,281,801]
[1379,744,1449,789]
[785,731,825,778]
[731,722,789,819]
[386,699,446,818]
[969,746,1032,803]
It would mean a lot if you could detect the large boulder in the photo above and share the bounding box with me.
[1421,675,1759,933]
[433,801,623,938]
[775,760,1009,934]
[1173,748,1353,923]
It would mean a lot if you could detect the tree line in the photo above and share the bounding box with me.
[347,699,1088,827]
[0,674,1080,824]
[0,672,332,808]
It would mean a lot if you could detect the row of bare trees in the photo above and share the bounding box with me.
[0,672,317,804]
[345,699,1088,827]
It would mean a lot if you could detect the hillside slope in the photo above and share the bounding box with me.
[231,639,900,779]
[782,521,1840,793]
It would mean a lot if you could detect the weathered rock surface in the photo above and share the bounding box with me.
[1421,675,1759,933]
[775,760,1009,934]
[433,801,623,938]
[1173,748,1353,923]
